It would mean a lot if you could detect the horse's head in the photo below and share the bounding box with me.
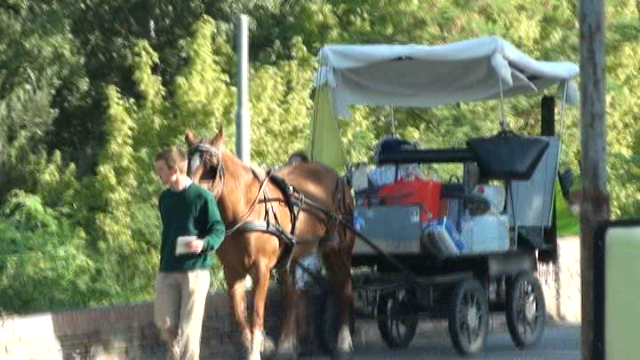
[185,127,225,199]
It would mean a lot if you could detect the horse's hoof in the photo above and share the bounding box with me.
[261,335,276,355]
[260,334,276,360]
[274,347,298,360]
[297,341,313,358]
[248,347,263,360]
[275,338,298,360]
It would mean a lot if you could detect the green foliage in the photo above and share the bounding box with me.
[0,81,58,201]
[172,17,236,144]
[604,25,640,219]
[0,1,82,96]
[250,37,315,167]
[609,153,640,219]
[0,191,94,313]
[555,184,580,237]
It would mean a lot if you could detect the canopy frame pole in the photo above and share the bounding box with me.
[391,106,396,137]
[498,75,518,248]
[546,81,569,227]
[310,58,326,162]
[559,81,569,138]
[499,76,508,131]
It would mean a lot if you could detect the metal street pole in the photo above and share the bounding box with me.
[236,14,250,164]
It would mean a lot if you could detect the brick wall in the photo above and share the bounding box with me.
[0,291,286,360]
[1,238,581,360]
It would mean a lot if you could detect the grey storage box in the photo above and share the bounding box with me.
[353,205,423,255]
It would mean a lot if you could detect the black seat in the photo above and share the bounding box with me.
[467,131,549,180]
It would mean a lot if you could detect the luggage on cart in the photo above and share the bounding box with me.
[421,218,466,258]
[353,205,423,255]
[377,179,442,222]
[460,211,510,254]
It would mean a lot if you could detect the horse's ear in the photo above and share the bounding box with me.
[185,129,197,147]
[211,125,224,147]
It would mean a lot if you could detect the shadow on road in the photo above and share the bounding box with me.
[309,323,581,360]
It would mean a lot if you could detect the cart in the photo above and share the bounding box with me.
[308,37,579,356]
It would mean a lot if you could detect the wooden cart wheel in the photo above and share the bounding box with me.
[377,288,418,349]
[448,278,489,355]
[506,271,546,348]
[315,289,355,356]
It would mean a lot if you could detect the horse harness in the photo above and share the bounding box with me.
[229,169,308,272]
[189,142,343,274]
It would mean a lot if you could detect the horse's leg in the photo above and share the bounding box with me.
[335,261,354,358]
[248,261,272,360]
[275,264,299,359]
[323,233,355,359]
[226,269,252,357]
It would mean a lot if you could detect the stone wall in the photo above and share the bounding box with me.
[538,236,581,323]
[0,292,285,360]
[1,237,582,360]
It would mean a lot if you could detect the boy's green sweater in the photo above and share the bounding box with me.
[158,183,226,272]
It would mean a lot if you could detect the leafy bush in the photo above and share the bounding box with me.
[0,191,95,314]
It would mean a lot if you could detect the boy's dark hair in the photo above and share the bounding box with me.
[155,147,188,174]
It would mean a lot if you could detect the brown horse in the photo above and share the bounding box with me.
[185,128,355,360]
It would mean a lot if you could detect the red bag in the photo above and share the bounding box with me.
[377,179,442,223]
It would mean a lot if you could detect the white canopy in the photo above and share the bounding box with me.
[309,36,580,169]
[316,36,580,118]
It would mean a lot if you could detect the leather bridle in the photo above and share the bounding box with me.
[188,142,225,200]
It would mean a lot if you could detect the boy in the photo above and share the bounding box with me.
[153,147,226,360]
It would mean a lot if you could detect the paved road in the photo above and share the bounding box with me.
[308,324,581,359]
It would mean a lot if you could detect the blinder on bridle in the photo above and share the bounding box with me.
[187,141,224,199]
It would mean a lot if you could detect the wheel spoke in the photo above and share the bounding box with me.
[402,314,415,328]
[395,319,402,340]
[458,310,466,330]
[386,312,394,331]
[525,317,534,335]
[519,310,528,337]
[526,309,539,333]
[467,317,476,344]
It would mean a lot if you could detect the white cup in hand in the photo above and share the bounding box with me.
[176,236,198,256]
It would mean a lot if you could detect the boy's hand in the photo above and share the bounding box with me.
[187,239,205,254]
